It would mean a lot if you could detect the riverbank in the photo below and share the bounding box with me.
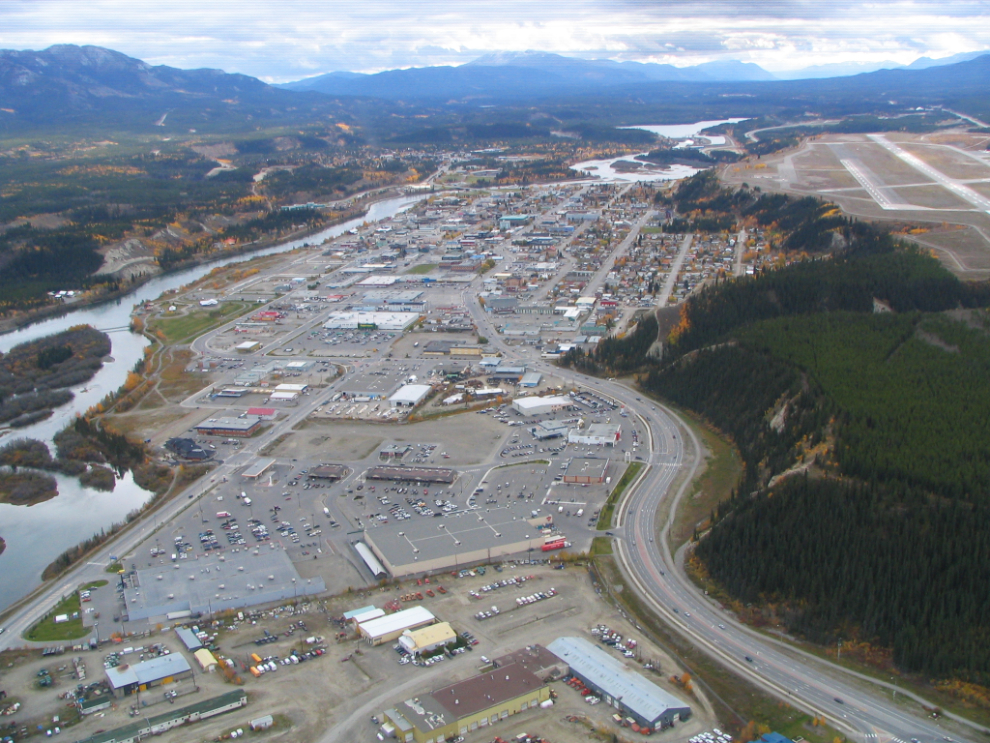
[0,202,374,337]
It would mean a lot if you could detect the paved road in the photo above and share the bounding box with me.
[467,283,983,743]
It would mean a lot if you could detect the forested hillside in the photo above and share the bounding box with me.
[568,176,990,685]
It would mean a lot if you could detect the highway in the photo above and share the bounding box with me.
[2,180,985,743]
[466,291,983,743]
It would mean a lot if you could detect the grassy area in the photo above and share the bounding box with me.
[406,263,438,274]
[25,592,88,642]
[641,226,664,234]
[669,417,742,550]
[152,301,254,343]
[105,562,123,573]
[589,536,613,556]
[81,580,108,590]
[591,556,849,742]
[597,461,644,530]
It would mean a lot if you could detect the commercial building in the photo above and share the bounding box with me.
[308,464,347,480]
[568,423,621,447]
[390,384,433,408]
[364,502,552,577]
[241,458,276,479]
[382,661,549,743]
[73,691,247,743]
[246,407,276,419]
[562,457,610,484]
[364,466,457,485]
[359,606,436,645]
[547,637,691,731]
[105,654,193,698]
[122,549,325,621]
[324,311,419,331]
[194,417,261,438]
[235,341,262,353]
[397,621,458,656]
[165,438,211,461]
[512,395,574,416]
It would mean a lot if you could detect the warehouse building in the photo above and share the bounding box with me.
[359,606,436,645]
[568,423,621,447]
[548,637,691,731]
[175,627,202,652]
[389,384,433,408]
[490,365,527,383]
[382,661,549,743]
[562,457,610,484]
[519,371,543,388]
[512,395,574,416]
[194,417,261,437]
[364,502,552,577]
[105,654,193,698]
[323,311,419,331]
[397,621,458,656]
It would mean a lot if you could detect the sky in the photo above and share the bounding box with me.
[2,0,990,82]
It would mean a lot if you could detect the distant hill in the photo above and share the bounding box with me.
[0,44,339,132]
[776,49,990,79]
[281,51,776,99]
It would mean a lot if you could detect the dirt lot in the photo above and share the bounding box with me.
[5,564,713,743]
[284,412,514,467]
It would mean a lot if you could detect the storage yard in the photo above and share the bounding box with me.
[0,565,713,743]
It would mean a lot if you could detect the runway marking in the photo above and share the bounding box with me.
[868,134,990,215]
[838,158,925,211]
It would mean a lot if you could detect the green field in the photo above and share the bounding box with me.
[406,263,438,274]
[153,301,254,343]
[597,461,644,529]
[25,592,88,642]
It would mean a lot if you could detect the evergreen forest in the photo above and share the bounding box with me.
[567,175,990,684]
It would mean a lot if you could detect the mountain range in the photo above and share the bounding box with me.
[1,44,989,133]
[282,49,990,96]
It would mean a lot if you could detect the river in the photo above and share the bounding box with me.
[0,194,424,613]
[570,118,750,182]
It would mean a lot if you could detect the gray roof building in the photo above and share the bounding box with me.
[547,637,691,730]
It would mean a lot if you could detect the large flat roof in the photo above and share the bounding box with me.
[431,662,544,718]
[105,653,191,689]
[195,417,259,431]
[359,605,435,639]
[548,637,690,724]
[365,501,551,567]
[364,465,456,484]
[122,549,323,621]
[389,384,432,405]
[514,395,573,410]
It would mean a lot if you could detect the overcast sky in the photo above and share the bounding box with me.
[2,0,989,81]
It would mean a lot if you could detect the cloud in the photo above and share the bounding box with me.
[1,0,989,80]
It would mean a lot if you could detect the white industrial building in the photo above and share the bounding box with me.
[512,395,575,416]
[359,606,436,645]
[324,311,420,331]
[548,637,691,730]
[389,384,432,408]
[568,423,621,447]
